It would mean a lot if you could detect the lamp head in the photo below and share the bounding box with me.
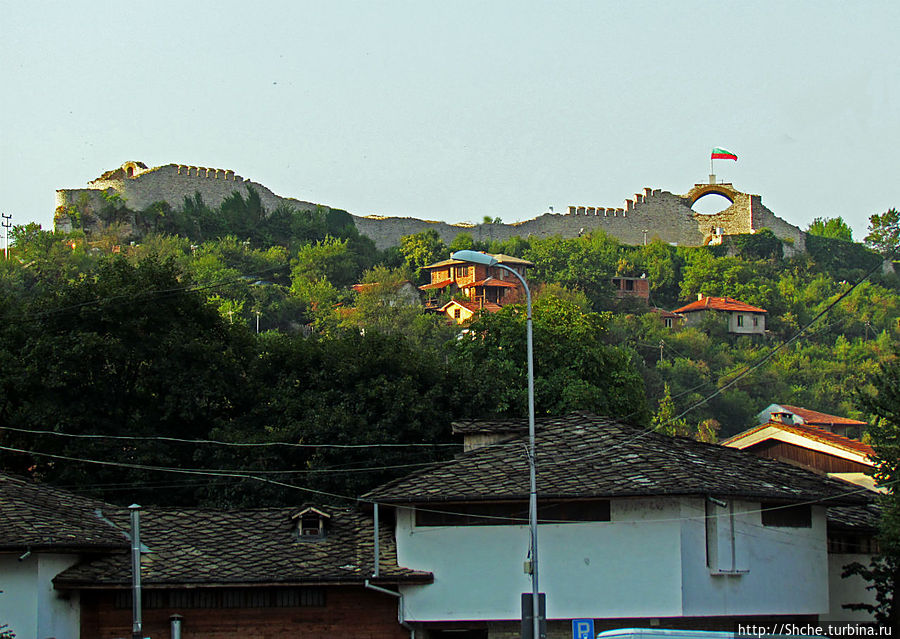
[450,250,498,266]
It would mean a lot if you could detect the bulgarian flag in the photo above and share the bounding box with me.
[711,147,738,161]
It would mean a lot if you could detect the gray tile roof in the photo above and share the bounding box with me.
[0,473,127,551]
[827,503,881,532]
[364,413,871,506]
[451,418,529,435]
[54,506,430,588]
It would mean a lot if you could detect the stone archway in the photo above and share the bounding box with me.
[685,183,740,207]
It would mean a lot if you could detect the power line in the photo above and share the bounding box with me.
[0,443,441,476]
[0,424,461,449]
[2,441,883,538]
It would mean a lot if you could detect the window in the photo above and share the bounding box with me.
[705,499,748,574]
[664,318,673,328]
[454,308,462,319]
[736,315,744,327]
[415,500,610,526]
[752,316,759,327]
[829,532,880,554]
[292,507,330,540]
[760,503,811,528]
[625,279,634,291]
[115,587,325,609]
[454,266,469,279]
[300,513,324,537]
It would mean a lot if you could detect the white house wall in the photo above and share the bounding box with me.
[823,553,876,623]
[0,553,81,639]
[727,313,765,335]
[395,498,684,622]
[679,500,828,617]
[395,497,831,623]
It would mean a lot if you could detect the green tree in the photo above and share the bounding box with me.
[0,256,257,505]
[808,216,854,242]
[399,230,447,279]
[652,383,690,436]
[843,354,900,629]
[865,208,900,256]
[453,294,648,421]
[291,236,358,289]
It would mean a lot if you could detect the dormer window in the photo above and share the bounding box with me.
[292,507,331,541]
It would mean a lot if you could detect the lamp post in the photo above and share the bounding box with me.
[450,250,540,639]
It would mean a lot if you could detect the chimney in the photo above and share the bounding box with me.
[697,293,704,301]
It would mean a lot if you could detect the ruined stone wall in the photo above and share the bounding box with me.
[56,163,317,218]
[354,187,709,250]
[55,163,805,253]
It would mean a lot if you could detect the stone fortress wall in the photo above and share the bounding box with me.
[56,162,805,253]
[355,181,806,253]
[55,161,317,229]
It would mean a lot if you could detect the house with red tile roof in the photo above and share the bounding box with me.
[673,294,767,335]
[721,413,879,622]
[721,416,874,489]
[438,299,503,324]
[419,253,532,322]
[755,403,868,440]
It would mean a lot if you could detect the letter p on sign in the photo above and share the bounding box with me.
[573,619,595,639]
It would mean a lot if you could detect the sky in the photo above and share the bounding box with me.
[1,1,898,241]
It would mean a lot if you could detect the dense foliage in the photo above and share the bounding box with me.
[844,355,900,628]
[1,197,898,507]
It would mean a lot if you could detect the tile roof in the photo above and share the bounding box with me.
[777,405,868,427]
[721,421,874,457]
[827,503,881,532]
[0,473,127,551]
[673,296,767,314]
[422,253,533,270]
[439,300,502,314]
[364,413,869,506]
[451,419,531,435]
[54,506,430,588]
[491,254,534,267]
[419,279,452,290]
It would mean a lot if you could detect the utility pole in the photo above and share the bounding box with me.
[659,340,665,362]
[1,213,11,260]
[129,505,143,639]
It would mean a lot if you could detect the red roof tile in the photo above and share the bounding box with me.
[722,421,874,457]
[419,279,452,291]
[440,300,502,314]
[778,405,868,427]
[673,296,767,314]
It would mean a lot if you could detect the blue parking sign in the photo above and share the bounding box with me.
[573,619,594,639]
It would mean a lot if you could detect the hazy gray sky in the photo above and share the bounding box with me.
[1,1,897,240]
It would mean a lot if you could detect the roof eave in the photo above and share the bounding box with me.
[54,573,434,590]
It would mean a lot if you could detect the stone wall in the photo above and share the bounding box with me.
[55,163,805,252]
[56,162,317,222]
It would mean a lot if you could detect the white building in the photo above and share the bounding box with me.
[672,295,766,335]
[0,473,127,639]
[364,413,870,637]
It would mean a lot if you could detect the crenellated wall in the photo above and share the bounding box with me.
[355,182,804,250]
[56,162,317,225]
[55,163,805,252]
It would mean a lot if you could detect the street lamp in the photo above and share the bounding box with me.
[449,250,541,639]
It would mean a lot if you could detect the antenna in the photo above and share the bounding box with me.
[1,213,12,260]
